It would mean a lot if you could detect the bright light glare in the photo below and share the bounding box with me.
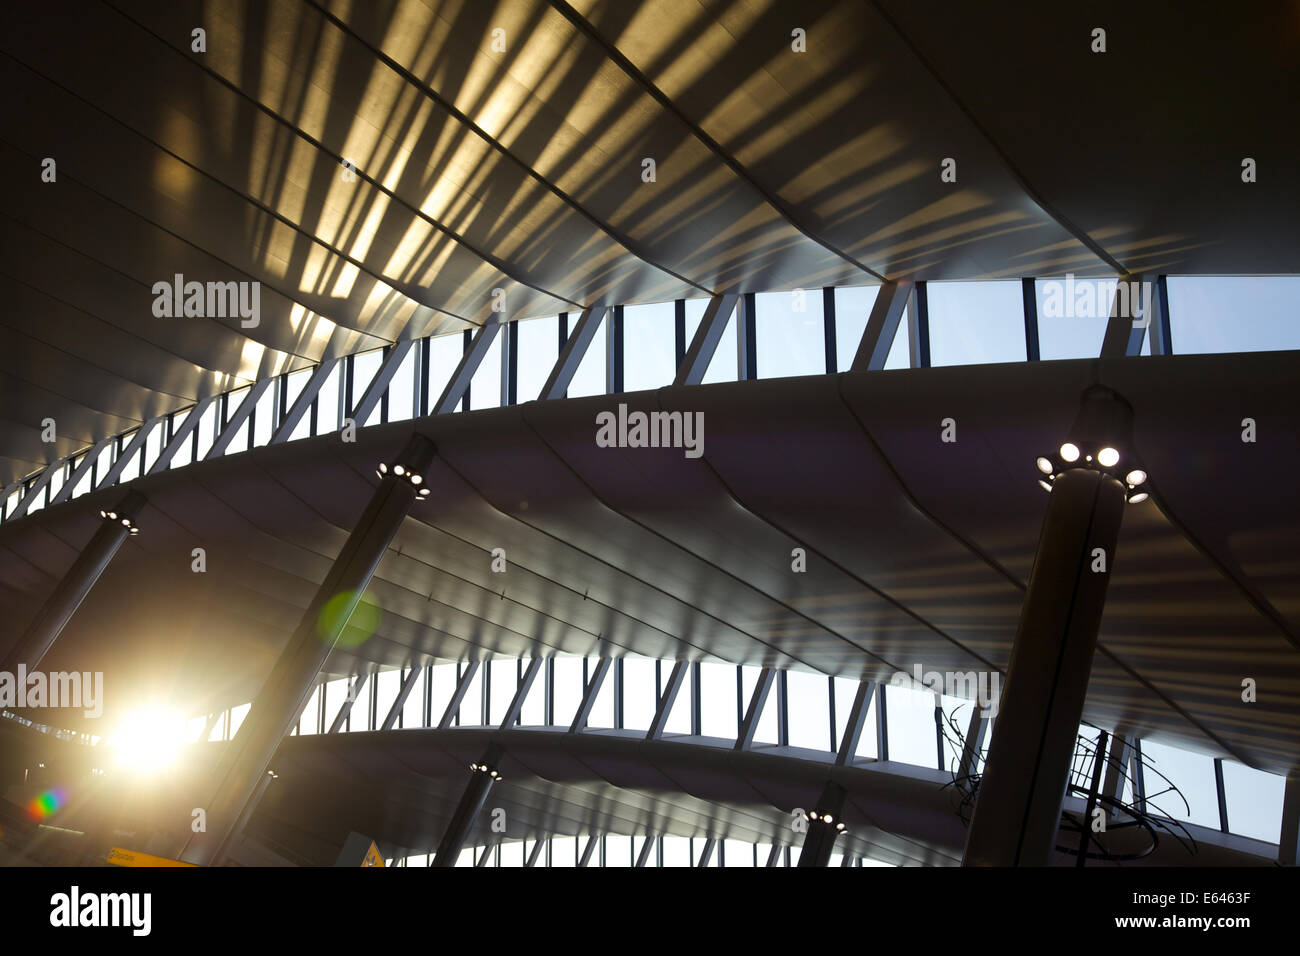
[1126,469,1147,486]
[1098,447,1120,467]
[107,706,188,774]
[1060,442,1080,462]
[1036,457,1053,474]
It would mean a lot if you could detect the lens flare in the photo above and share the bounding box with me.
[27,788,66,820]
[317,590,382,648]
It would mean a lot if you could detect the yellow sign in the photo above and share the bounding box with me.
[361,842,385,867]
[107,847,197,868]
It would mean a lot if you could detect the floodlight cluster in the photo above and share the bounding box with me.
[1035,443,1148,503]
[377,461,431,498]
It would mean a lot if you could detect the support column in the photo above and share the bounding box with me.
[432,742,504,867]
[963,386,1137,866]
[3,491,145,671]
[179,433,436,865]
[797,781,847,867]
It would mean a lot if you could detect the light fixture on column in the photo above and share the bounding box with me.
[377,459,432,498]
[99,509,140,535]
[1034,387,1148,504]
[469,761,502,782]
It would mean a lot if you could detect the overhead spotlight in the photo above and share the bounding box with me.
[99,510,107,519]
[417,488,430,498]
[809,812,819,822]
[1125,469,1147,486]
[1036,457,1053,475]
[393,464,405,477]
[411,474,422,485]
[121,518,130,526]
[1059,442,1080,463]
[108,511,118,520]
[822,814,833,825]
[1038,479,1053,493]
[1128,492,1149,504]
[469,762,479,772]
[835,822,846,833]
[1098,447,1120,467]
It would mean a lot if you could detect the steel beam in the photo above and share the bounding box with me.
[327,673,369,733]
[206,380,272,459]
[1100,273,1152,358]
[432,742,504,867]
[498,658,543,729]
[150,397,218,472]
[51,438,113,506]
[577,834,599,868]
[634,834,655,868]
[836,681,876,766]
[381,665,422,731]
[95,418,164,490]
[764,843,783,867]
[735,667,775,751]
[179,433,436,866]
[438,660,482,729]
[1023,277,1041,361]
[1101,734,1130,803]
[539,305,605,400]
[2,491,146,672]
[271,359,340,443]
[674,294,739,386]
[956,705,988,782]
[525,838,546,868]
[569,657,612,733]
[10,460,63,519]
[351,340,416,428]
[1148,275,1173,356]
[434,320,502,414]
[647,661,688,740]
[907,281,930,368]
[1279,775,1300,866]
[850,280,913,371]
[695,837,716,867]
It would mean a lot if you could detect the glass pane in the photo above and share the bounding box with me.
[488,659,517,726]
[252,385,274,447]
[194,402,219,458]
[1139,740,1221,829]
[229,702,250,737]
[428,663,458,726]
[740,666,778,745]
[299,684,322,735]
[604,834,632,867]
[1036,277,1118,360]
[520,664,545,726]
[755,289,824,378]
[702,306,738,384]
[663,667,692,735]
[499,841,524,867]
[661,836,689,867]
[1168,276,1300,354]
[699,662,738,740]
[622,302,676,391]
[1220,760,1284,843]
[786,671,831,751]
[400,666,426,729]
[588,659,615,728]
[457,664,485,726]
[351,349,384,425]
[468,331,503,410]
[723,839,753,867]
[623,657,657,732]
[552,656,584,727]
[374,668,400,730]
[316,362,342,434]
[927,281,1026,366]
[566,315,607,398]
[386,343,417,423]
[517,315,558,402]
[143,421,165,469]
[550,837,576,867]
[428,335,464,413]
[885,683,939,769]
